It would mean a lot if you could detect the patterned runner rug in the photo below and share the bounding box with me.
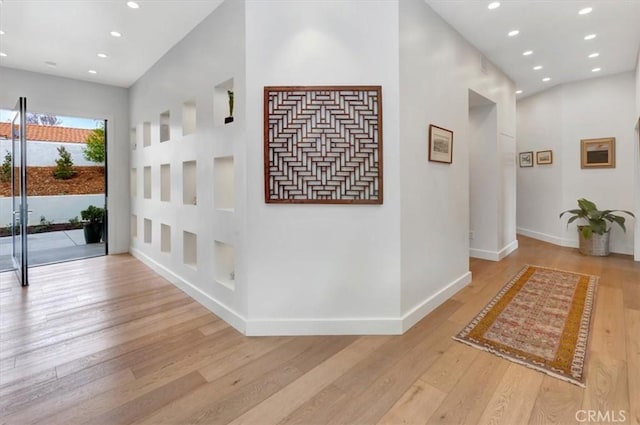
[453,265,598,387]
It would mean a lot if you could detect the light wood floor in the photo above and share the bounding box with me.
[0,236,638,425]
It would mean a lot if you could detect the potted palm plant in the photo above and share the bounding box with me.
[81,205,105,244]
[560,198,634,256]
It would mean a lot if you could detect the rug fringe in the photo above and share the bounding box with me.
[452,336,586,388]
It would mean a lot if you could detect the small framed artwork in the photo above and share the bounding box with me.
[536,150,553,165]
[428,124,453,164]
[519,151,533,167]
[581,137,615,168]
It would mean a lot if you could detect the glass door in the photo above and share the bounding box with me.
[11,97,28,286]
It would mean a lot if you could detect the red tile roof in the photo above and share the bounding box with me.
[0,122,93,144]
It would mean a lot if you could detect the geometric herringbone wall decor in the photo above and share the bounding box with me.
[264,86,383,204]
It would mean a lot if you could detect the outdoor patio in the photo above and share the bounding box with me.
[0,229,104,272]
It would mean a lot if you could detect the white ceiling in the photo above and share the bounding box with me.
[0,0,223,87]
[425,0,640,98]
[0,0,638,95]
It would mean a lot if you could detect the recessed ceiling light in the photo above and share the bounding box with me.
[508,30,519,37]
[522,50,533,56]
[0,52,7,57]
[533,65,543,70]
[88,70,98,74]
[488,2,501,10]
[578,7,593,15]
[0,30,4,35]
[110,31,122,37]
[97,53,108,58]
[588,52,599,58]
[542,77,551,82]
[45,61,57,68]
[515,90,523,94]
[127,1,140,8]
[584,34,596,40]
[592,68,601,72]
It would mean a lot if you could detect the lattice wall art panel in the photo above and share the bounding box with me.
[264,86,383,204]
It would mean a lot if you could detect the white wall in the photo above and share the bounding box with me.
[635,52,640,261]
[469,101,499,256]
[0,140,96,166]
[245,0,402,335]
[0,67,129,253]
[517,72,636,255]
[129,0,247,329]
[398,0,517,319]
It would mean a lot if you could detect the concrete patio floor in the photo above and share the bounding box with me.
[0,229,105,272]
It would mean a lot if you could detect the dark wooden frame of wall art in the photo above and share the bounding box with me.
[428,124,454,164]
[263,85,383,204]
[519,151,534,167]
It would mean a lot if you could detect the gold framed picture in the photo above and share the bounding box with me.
[536,150,553,165]
[581,137,615,168]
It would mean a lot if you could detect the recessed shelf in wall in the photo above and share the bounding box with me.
[143,122,151,147]
[143,166,151,199]
[183,231,197,269]
[144,218,152,244]
[131,128,137,150]
[183,100,196,136]
[131,214,137,238]
[214,240,235,290]
[160,163,171,202]
[161,223,171,253]
[160,110,170,142]
[214,156,234,211]
[183,160,197,205]
[213,78,234,127]
[131,168,137,198]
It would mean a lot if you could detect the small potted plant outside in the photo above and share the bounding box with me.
[224,90,234,124]
[80,205,105,244]
[560,198,634,256]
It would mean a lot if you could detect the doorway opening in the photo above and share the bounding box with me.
[0,108,107,272]
[468,89,499,260]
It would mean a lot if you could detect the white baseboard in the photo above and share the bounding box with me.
[400,271,472,332]
[516,227,577,248]
[130,248,247,334]
[469,240,518,261]
[129,249,471,337]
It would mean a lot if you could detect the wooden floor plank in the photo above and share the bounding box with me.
[0,237,636,425]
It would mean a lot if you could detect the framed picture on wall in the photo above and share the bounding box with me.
[519,151,533,167]
[536,150,553,165]
[428,124,453,164]
[581,137,615,168]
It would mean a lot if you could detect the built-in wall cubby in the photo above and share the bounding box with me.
[161,223,171,253]
[183,100,196,135]
[160,164,171,202]
[183,160,197,205]
[213,78,234,127]
[131,214,137,238]
[131,168,137,198]
[160,110,171,142]
[214,156,234,211]
[183,231,197,269]
[144,218,152,243]
[131,128,137,150]
[143,166,151,199]
[143,122,151,147]
[214,241,235,289]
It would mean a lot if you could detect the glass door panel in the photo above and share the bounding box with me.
[11,97,28,286]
